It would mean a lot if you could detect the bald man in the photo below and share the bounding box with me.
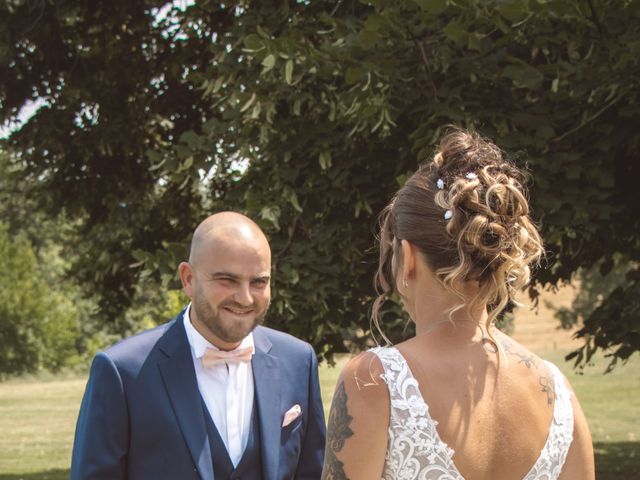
[71,213,326,480]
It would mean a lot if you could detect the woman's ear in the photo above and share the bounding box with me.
[400,239,416,282]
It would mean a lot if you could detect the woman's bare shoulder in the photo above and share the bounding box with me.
[338,350,389,402]
[322,350,390,480]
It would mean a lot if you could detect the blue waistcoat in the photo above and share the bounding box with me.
[202,398,264,480]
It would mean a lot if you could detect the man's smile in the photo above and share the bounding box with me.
[223,306,254,315]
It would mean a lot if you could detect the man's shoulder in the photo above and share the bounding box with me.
[104,312,184,363]
[254,325,313,355]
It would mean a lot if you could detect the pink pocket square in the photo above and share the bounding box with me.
[282,404,302,427]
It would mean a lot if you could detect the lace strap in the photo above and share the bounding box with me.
[546,361,575,452]
[369,346,423,408]
[523,361,575,480]
[369,346,462,479]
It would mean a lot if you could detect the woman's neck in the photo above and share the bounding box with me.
[412,295,490,339]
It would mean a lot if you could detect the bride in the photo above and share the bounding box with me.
[322,129,595,479]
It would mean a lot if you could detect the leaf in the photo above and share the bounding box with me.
[256,25,270,39]
[179,130,199,147]
[213,76,224,93]
[260,206,281,230]
[414,0,448,14]
[202,117,219,134]
[364,14,384,32]
[243,33,263,52]
[250,102,261,119]
[174,145,191,160]
[536,125,555,140]
[284,188,303,212]
[240,93,257,112]
[442,21,467,44]
[468,32,491,52]
[146,149,163,166]
[496,0,530,23]
[261,54,276,73]
[318,151,332,170]
[285,59,294,85]
[131,249,149,262]
[345,67,366,85]
[181,156,194,171]
[358,29,377,49]
[503,64,544,90]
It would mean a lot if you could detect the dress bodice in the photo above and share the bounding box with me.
[370,346,574,480]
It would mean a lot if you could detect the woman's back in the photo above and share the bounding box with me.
[375,330,574,480]
[324,329,593,480]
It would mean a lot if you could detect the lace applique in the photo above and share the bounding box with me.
[370,347,573,480]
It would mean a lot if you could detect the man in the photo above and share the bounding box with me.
[71,212,326,479]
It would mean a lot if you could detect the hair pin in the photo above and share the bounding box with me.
[436,178,445,190]
[444,210,453,220]
[465,172,477,180]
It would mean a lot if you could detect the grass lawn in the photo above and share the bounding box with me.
[0,377,85,480]
[1,351,638,479]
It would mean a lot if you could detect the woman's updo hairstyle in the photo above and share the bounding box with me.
[372,128,543,339]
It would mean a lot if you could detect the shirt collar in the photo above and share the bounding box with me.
[183,303,255,359]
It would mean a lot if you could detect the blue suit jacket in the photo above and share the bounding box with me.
[71,311,326,479]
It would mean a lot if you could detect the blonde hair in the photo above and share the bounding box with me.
[372,128,543,341]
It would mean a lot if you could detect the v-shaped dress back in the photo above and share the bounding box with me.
[370,346,574,480]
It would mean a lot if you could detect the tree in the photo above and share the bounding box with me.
[1,0,638,366]
[0,223,82,376]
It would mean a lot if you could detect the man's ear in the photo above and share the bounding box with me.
[178,262,195,298]
[400,239,416,282]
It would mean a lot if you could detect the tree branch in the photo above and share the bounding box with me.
[407,29,438,102]
[553,93,625,142]
[330,0,344,17]
[276,207,304,259]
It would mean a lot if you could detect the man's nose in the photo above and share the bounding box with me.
[234,282,253,305]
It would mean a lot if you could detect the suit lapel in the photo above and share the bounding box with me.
[158,314,214,480]
[252,328,281,480]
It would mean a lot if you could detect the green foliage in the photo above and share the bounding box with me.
[1,0,639,365]
[0,151,107,372]
[549,259,638,370]
[567,269,640,372]
[0,224,80,376]
[550,259,631,332]
[123,282,188,333]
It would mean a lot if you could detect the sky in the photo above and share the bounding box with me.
[0,99,43,139]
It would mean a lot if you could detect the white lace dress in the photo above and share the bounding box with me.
[370,347,574,480]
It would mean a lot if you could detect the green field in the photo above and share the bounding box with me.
[1,351,638,479]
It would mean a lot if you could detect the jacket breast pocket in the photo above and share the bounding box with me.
[279,415,303,475]
[280,414,303,445]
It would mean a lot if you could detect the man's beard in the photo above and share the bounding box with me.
[193,295,268,345]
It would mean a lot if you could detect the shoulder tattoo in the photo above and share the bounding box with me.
[499,338,556,406]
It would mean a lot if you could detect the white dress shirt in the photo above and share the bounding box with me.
[183,305,255,467]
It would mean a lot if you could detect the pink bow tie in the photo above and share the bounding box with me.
[201,346,253,368]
